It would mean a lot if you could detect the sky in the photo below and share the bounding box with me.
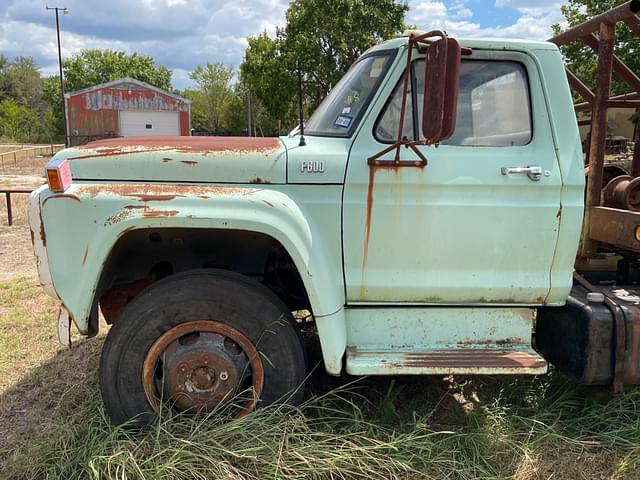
[0,0,568,90]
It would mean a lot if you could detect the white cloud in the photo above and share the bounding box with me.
[1,0,289,89]
[407,0,565,40]
[1,0,569,90]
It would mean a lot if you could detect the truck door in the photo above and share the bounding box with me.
[343,50,562,304]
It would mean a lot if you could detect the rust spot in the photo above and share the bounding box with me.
[100,277,155,324]
[180,160,198,165]
[458,337,527,346]
[262,200,274,207]
[39,209,46,247]
[141,321,264,417]
[363,164,421,267]
[130,194,177,202]
[143,209,179,218]
[105,209,135,226]
[70,136,281,160]
[249,177,272,184]
[76,183,254,199]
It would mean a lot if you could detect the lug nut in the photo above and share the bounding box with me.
[220,371,229,381]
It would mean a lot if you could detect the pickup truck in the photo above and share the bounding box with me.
[28,24,640,427]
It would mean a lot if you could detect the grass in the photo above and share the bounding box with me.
[1,277,640,479]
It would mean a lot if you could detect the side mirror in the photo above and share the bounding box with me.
[421,37,461,144]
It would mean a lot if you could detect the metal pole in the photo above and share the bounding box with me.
[582,22,615,257]
[297,60,305,147]
[6,192,12,226]
[549,0,639,46]
[47,6,68,147]
[247,91,252,137]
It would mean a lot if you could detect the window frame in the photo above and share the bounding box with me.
[373,58,534,147]
[304,49,397,139]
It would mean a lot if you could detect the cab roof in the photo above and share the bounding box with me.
[366,34,559,55]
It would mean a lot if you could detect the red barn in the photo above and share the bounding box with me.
[65,77,191,145]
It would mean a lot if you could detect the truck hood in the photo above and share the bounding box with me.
[55,136,287,184]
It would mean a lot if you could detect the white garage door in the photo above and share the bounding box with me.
[119,110,180,136]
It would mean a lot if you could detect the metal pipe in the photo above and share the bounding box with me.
[575,99,640,111]
[582,22,615,257]
[566,69,595,103]
[549,0,640,45]
[623,15,640,36]
[5,192,12,226]
[297,60,305,147]
[583,34,640,93]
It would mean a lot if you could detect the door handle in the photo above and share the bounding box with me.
[500,166,550,181]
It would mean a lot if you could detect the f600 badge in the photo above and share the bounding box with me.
[300,161,325,173]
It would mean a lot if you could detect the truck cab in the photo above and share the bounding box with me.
[30,33,588,426]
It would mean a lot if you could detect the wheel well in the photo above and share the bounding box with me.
[94,228,310,330]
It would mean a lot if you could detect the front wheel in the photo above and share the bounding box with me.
[99,269,307,427]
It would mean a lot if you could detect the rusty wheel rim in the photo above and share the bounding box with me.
[142,321,264,417]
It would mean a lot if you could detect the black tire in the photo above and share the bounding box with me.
[99,269,307,427]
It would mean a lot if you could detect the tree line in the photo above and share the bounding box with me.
[0,0,628,143]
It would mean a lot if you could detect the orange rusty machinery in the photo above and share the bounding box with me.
[534,1,640,394]
[549,1,640,259]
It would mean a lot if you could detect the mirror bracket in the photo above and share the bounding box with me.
[367,31,467,168]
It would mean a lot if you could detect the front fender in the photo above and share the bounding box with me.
[38,182,347,373]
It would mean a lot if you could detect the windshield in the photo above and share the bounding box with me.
[305,51,394,137]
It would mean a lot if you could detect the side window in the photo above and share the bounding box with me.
[374,73,414,142]
[375,59,532,147]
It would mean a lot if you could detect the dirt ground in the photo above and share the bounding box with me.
[0,155,48,281]
[0,155,102,464]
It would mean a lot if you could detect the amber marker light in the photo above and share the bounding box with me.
[635,225,640,242]
[45,158,72,192]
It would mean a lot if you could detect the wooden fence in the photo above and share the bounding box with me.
[0,144,65,167]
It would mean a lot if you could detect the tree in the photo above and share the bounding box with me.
[241,0,408,128]
[62,49,172,93]
[219,88,247,135]
[284,0,408,95]
[0,98,39,142]
[0,56,44,111]
[553,0,640,97]
[42,75,65,140]
[189,63,234,133]
[241,32,296,124]
[181,89,209,132]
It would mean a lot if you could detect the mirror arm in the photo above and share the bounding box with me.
[367,31,466,168]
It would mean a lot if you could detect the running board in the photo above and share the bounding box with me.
[345,347,548,375]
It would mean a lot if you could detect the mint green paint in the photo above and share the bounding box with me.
[32,37,584,376]
[283,135,351,184]
[346,307,533,349]
[344,47,570,305]
[533,49,585,305]
[56,140,288,184]
[36,182,347,372]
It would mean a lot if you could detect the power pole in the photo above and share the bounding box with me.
[247,90,252,137]
[46,6,69,147]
